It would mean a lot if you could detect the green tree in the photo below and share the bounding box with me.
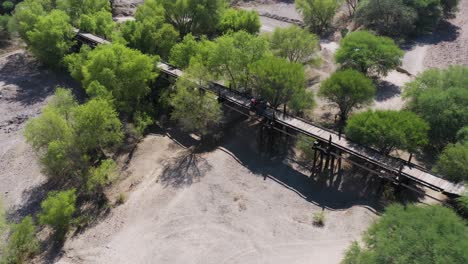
[336,31,403,77]
[269,25,319,63]
[11,0,49,42]
[345,110,429,154]
[86,159,118,192]
[356,0,418,37]
[25,89,122,180]
[26,10,75,67]
[456,194,468,217]
[169,34,212,69]
[120,0,179,58]
[456,126,468,144]
[209,31,270,92]
[73,98,124,154]
[434,143,468,182]
[24,107,73,151]
[66,44,158,113]
[319,69,375,122]
[79,10,114,38]
[404,66,468,149]
[295,0,341,35]
[1,1,15,13]
[0,15,11,39]
[249,56,311,110]
[56,0,110,23]
[38,189,76,240]
[218,8,260,34]
[169,64,223,137]
[1,216,39,264]
[161,0,227,36]
[342,204,468,264]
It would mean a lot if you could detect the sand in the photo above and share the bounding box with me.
[57,122,379,264]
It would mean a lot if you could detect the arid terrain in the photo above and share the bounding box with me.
[1,1,467,263]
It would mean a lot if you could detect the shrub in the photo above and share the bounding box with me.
[295,134,316,161]
[404,66,468,149]
[345,110,429,154]
[335,31,403,77]
[319,69,375,122]
[296,0,341,35]
[342,204,468,263]
[434,143,468,182]
[218,9,261,34]
[312,211,325,226]
[26,10,75,67]
[38,189,77,240]
[1,216,39,264]
[269,25,319,63]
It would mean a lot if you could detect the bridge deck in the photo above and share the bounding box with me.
[78,32,465,196]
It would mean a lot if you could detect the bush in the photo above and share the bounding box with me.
[218,9,261,34]
[249,56,310,110]
[404,66,468,149]
[170,76,223,137]
[87,159,118,192]
[65,44,158,114]
[342,204,468,264]
[120,0,178,58]
[335,31,403,77]
[269,25,319,63]
[38,189,77,240]
[356,0,418,37]
[456,195,468,217]
[434,143,468,182]
[26,10,75,67]
[312,211,325,226]
[25,89,123,180]
[2,1,15,13]
[295,0,340,35]
[1,216,39,264]
[319,69,375,122]
[345,110,429,154]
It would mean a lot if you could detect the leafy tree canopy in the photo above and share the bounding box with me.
[38,189,76,240]
[25,88,123,179]
[208,31,270,92]
[295,0,341,35]
[218,8,261,35]
[65,44,159,114]
[269,25,319,63]
[319,69,375,122]
[249,56,312,110]
[159,0,227,36]
[404,66,468,149]
[169,34,213,69]
[12,0,50,43]
[342,204,468,264]
[26,10,75,67]
[120,0,179,58]
[1,216,39,264]
[434,143,468,182]
[335,31,403,77]
[87,159,118,192]
[345,110,429,154]
[169,63,223,136]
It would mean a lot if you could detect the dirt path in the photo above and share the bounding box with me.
[58,123,379,264]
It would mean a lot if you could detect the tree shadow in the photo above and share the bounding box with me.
[159,151,212,188]
[0,52,82,106]
[401,20,461,50]
[375,80,401,102]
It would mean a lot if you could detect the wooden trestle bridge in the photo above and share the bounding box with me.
[73,29,466,197]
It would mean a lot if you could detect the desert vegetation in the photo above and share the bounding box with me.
[0,0,467,263]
